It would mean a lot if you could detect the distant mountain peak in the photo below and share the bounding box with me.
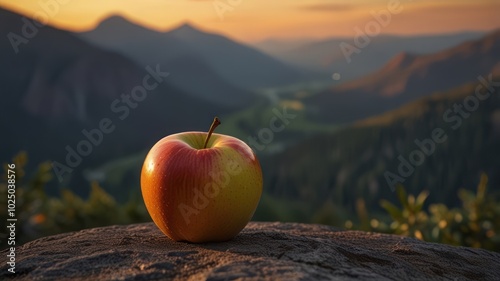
[90,14,155,35]
[79,14,166,49]
[178,22,197,30]
[97,14,134,27]
[384,52,416,70]
[101,14,127,22]
[168,21,204,36]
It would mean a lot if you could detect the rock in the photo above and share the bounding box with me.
[2,222,499,280]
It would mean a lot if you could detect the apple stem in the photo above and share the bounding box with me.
[203,117,221,149]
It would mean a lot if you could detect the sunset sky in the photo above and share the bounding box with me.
[1,0,499,43]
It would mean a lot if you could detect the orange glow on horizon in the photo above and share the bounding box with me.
[0,0,499,43]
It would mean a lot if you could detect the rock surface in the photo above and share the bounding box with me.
[2,222,500,280]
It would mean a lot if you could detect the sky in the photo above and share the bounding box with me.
[1,0,499,43]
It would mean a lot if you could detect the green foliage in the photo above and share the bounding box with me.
[378,185,429,240]
[0,152,150,247]
[348,174,500,252]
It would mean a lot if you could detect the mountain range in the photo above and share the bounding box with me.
[305,29,500,124]
[2,5,499,206]
[79,17,304,92]
[0,8,233,192]
[255,32,486,82]
[265,77,500,213]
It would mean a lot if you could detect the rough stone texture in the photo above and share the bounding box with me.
[2,222,500,280]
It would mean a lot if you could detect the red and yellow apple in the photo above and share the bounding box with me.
[141,117,263,243]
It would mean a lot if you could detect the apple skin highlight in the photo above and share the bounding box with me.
[141,132,263,243]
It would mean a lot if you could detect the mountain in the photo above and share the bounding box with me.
[264,78,500,215]
[0,8,231,193]
[161,54,254,107]
[80,17,303,90]
[255,32,486,81]
[254,37,315,55]
[306,30,500,123]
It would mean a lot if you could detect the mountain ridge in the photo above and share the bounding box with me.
[255,31,488,81]
[305,29,500,123]
[266,77,500,213]
[80,15,304,90]
[0,7,233,193]
[335,29,500,96]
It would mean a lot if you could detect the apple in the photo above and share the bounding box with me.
[141,117,263,243]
